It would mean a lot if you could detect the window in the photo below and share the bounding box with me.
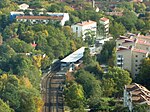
[135,69,138,71]
[135,60,138,62]
[76,27,78,31]
[118,55,122,58]
[135,55,138,57]
[135,64,138,67]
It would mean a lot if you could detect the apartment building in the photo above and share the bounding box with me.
[99,17,109,38]
[71,20,97,40]
[116,34,150,78]
[10,11,69,26]
[124,83,150,111]
[16,16,64,25]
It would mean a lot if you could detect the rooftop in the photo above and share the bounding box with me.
[16,16,63,20]
[138,35,150,39]
[133,48,148,54]
[125,83,150,104]
[77,20,96,26]
[61,47,85,63]
[100,17,109,22]
[136,39,150,46]
[117,46,130,51]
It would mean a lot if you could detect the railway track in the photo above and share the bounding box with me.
[41,64,65,112]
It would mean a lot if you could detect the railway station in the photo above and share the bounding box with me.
[60,47,85,72]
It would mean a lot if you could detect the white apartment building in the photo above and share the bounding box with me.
[116,34,150,78]
[71,20,97,40]
[16,16,66,26]
[10,12,69,26]
[99,17,109,38]
[124,83,150,111]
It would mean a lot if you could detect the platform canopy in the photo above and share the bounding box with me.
[61,47,85,63]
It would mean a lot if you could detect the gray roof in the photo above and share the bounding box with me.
[61,47,85,63]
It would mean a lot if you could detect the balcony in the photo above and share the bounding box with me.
[117,62,123,65]
[117,57,124,60]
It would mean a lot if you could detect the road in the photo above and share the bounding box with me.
[41,70,65,112]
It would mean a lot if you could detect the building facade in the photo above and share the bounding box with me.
[16,16,63,25]
[99,17,109,38]
[71,20,97,40]
[10,11,69,26]
[116,34,150,78]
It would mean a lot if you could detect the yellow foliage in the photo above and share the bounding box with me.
[34,97,44,112]
[43,30,49,37]
[64,6,74,12]
[33,55,43,68]
[20,76,32,88]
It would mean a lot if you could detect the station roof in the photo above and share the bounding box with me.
[61,47,85,63]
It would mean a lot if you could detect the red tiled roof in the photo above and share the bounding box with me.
[133,48,148,54]
[136,39,150,46]
[16,16,63,20]
[100,17,109,22]
[77,20,96,26]
[31,43,37,47]
[138,35,150,39]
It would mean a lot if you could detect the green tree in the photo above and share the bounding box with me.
[64,81,85,109]
[133,104,150,112]
[97,40,116,64]
[83,48,93,65]
[6,38,33,53]
[75,69,102,98]
[101,78,116,97]
[104,67,132,97]
[0,99,14,112]
[135,58,150,89]
[0,0,10,8]
[85,62,103,79]
[47,4,61,12]
[110,22,126,39]
[18,87,43,112]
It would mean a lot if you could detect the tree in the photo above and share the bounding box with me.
[83,48,93,65]
[135,19,145,31]
[64,81,85,109]
[110,21,126,39]
[97,40,116,64]
[0,0,10,8]
[47,4,61,12]
[75,69,102,98]
[6,38,33,53]
[0,74,20,110]
[135,58,150,89]
[133,104,150,112]
[18,87,43,112]
[85,62,103,79]
[101,78,116,97]
[116,10,137,31]
[103,67,132,97]
[0,99,14,112]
